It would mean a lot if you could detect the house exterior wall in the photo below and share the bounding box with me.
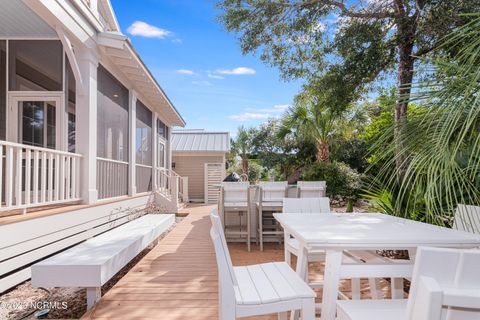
[172,153,225,202]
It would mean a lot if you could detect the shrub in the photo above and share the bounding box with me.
[301,161,363,202]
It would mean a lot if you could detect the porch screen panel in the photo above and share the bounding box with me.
[0,41,5,140]
[66,56,76,153]
[8,40,62,91]
[136,100,152,193]
[96,65,129,199]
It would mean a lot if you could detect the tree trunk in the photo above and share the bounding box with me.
[241,154,249,176]
[316,140,329,162]
[287,165,305,184]
[394,5,417,180]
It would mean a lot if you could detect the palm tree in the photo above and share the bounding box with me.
[280,93,346,163]
[369,15,480,225]
[231,126,253,176]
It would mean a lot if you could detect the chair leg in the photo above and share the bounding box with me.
[391,278,404,299]
[351,278,361,300]
[246,209,251,252]
[368,278,382,299]
[301,298,315,320]
[259,207,264,251]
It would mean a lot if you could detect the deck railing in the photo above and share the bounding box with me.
[0,141,82,211]
[96,157,128,199]
[155,168,188,204]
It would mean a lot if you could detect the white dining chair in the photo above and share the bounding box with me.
[337,246,480,320]
[256,181,288,251]
[210,209,316,320]
[220,182,251,251]
[296,181,326,198]
[453,204,480,234]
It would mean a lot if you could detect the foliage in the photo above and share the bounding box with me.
[301,161,363,201]
[249,119,316,182]
[217,0,480,176]
[230,126,254,175]
[331,138,369,173]
[368,15,480,226]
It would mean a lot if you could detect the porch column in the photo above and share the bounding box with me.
[167,126,173,171]
[152,112,158,190]
[128,90,137,196]
[76,48,98,204]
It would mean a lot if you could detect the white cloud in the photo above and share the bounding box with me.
[127,21,172,39]
[208,73,225,80]
[228,113,271,121]
[229,104,289,122]
[172,38,182,44]
[192,80,212,86]
[216,67,256,75]
[245,104,289,113]
[176,69,195,75]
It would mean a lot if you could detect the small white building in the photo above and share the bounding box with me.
[0,0,188,292]
[172,130,230,204]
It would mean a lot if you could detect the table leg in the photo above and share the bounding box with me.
[320,249,343,320]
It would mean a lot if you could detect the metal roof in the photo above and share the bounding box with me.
[172,130,230,153]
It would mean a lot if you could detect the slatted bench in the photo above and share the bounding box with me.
[31,214,175,309]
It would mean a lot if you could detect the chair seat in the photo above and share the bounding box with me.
[337,299,407,320]
[256,201,283,208]
[224,201,249,209]
[233,262,315,305]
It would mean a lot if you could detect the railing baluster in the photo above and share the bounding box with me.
[65,156,71,200]
[71,157,76,199]
[0,145,3,208]
[5,146,13,207]
[15,147,23,206]
[25,149,31,206]
[41,152,47,203]
[55,154,60,201]
[33,150,39,204]
[48,153,53,202]
[59,155,65,201]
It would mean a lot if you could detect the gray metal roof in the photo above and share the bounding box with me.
[172,130,230,153]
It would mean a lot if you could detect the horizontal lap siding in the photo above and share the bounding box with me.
[0,195,154,293]
[172,155,224,202]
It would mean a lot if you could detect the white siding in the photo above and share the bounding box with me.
[173,154,224,201]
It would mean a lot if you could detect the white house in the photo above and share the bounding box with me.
[0,0,188,292]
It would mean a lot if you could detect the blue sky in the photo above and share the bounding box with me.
[111,0,303,135]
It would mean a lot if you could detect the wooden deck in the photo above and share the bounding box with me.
[83,204,398,320]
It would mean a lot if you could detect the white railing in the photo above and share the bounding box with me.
[0,141,82,212]
[155,168,188,204]
[96,157,128,199]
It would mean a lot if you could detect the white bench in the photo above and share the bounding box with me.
[31,214,175,309]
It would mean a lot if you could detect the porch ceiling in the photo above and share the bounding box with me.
[0,1,57,38]
[100,35,186,128]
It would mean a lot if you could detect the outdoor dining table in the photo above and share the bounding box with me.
[274,212,480,320]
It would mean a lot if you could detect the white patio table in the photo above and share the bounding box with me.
[274,212,480,320]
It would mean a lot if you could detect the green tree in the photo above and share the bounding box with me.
[217,0,479,177]
[230,126,254,177]
[249,119,316,182]
[368,15,480,225]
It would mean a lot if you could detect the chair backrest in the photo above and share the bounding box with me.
[221,182,249,203]
[297,181,327,198]
[453,204,480,234]
[258,181,288,202]
[210,208,237,286]
[407,247,480,320]
[409,276,443,320]
[282,198,331,214]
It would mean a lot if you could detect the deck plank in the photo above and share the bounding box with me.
[84,204,401,320]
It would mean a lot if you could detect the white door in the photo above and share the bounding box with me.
[204,163,224,204]
[7,94,64,150]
